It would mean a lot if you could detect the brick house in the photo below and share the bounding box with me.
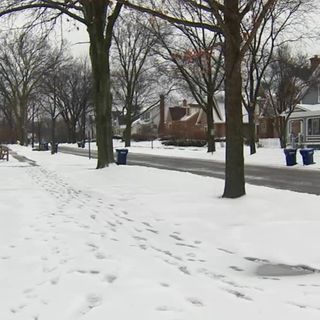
[132,92,249,141]
[162,91,248,140]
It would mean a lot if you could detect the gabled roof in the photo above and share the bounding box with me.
[180,111,200,122]
[288,103,320,118]
[295,104,320,112]
[168,106,186,121]
[299,59,320,101]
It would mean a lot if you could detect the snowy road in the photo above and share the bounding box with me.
[2,146,320,319]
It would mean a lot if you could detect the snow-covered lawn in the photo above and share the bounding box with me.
[65,138,320,170]
[1,145,320,320]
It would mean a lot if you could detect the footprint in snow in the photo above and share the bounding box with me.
[145,228,159,234]
[156,305,181,312]
[186,297,204,306]
[103,274,117,283]
[170,234,184,241]
[86,293,103,309]
[95,252,107,260]
[159,282,170,288]
[50,276,60,285]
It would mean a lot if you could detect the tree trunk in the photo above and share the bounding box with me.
[16,116,24,145]
[206,95,216,153]
[51,117,56,154]
[15,105,28,145]
[87,11,114,168]
[222,1,245,198]
[248,110,256,155]
[82,109,86,142]
[71,122,77,143]
[279,117,287,148]
[124,100,132,147]
[124,123,132,147]
[275,116,287,148]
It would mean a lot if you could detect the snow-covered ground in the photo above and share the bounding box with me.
[1,144,320,320]
[65,138,320,170]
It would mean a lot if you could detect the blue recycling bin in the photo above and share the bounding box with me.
[51,143,58,154]
[299,148,314,165]
[116,148,128,165]
[284,148,297,166]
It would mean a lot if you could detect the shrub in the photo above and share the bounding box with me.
[161,139,207,147]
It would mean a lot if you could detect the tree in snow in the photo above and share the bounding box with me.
[0,31,58,145]
[119,0,284,198]
[0,0,124,168]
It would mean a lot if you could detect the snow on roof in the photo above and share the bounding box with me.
[213,91,249,123]
[180,111,199,122]
[296,104,320,112]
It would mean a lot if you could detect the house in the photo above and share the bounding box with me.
[287,55,320,147]
[257,98,280,139]
[131,96,163,139]
[131,92,250,141]
[163,92,249,140]
[287,104,320,147]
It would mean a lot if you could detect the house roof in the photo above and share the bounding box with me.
[166,91,249,124]
[213,91,249,123]
[168,107,186,121]
[295,104,320,112]
[299,57,320,101]
[289,103,320,118]
[180,111,200,122]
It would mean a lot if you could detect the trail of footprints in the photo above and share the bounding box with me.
[14,165,211,315]
[11,164,315,317]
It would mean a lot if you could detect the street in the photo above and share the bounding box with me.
[58,146,320,195]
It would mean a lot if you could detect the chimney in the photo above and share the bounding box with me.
[310,55,320,71]
[158,95,165,137]
[182,99,187,107]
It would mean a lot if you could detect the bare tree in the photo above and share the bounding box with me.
[152,15,224,152]
[0,31,56,145]
[263,46,312,148]
[242,0,314,155]
[0,0,123,167]
[37,45,71,153]
[121,0,286,198]
[51,59,92,144]
[112,10,159,147]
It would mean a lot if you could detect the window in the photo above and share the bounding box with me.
[141,112,150,121]
[260,121,266,134]
[289,120,302,136]
[308,118,320,135]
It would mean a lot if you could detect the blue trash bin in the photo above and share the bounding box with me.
[116,148,128,165]
[299,148,314,165]
[284,148,297,166]
[50,143,58,154]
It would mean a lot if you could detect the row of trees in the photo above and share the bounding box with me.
[0,0,316,198]
[0,12,311,152]
[111,4,314,154]
[0,32,93,149]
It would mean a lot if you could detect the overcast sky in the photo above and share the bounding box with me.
[1,7,320,62]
